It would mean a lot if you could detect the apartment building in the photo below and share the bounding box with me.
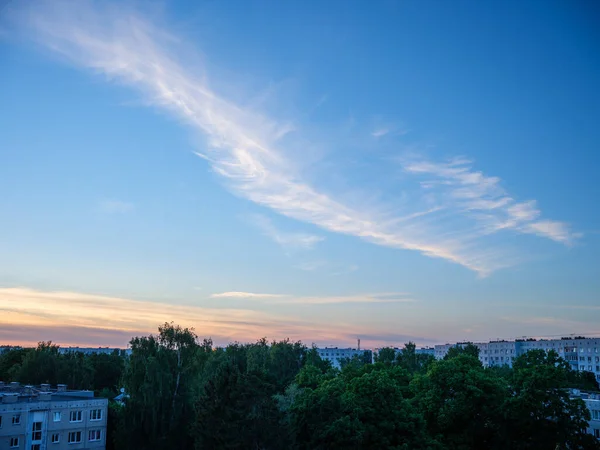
[57,348,130,356]
[434,337,600,382]
[316,347,372,369]
[0,383,107,450]
[373,346,436,360]
[571,390,600,441]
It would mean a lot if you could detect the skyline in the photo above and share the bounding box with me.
[1,1,599,348]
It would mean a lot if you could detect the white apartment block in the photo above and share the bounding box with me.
[434,337,600,382]
[57,348,131,356]
[570,390,600,441]
[0,383,108,450]
[372,347,436,360]
[316,347,372,369]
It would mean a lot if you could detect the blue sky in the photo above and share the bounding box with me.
[0,0,599,348]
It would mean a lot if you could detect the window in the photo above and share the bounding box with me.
[53,412,61,422]
[89,430,101,441]
[592,410,600,420]
[69,410,82,422]
[32,445,40,450]
[12,414,21,425]
[10,437,19,448]
[68,431,82,443]
[595,429,600,439]
[51,433,60,444]
[0,415,2,428]
[90,409,102,421]
[32,422,42,441]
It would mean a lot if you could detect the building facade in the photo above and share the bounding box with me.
[316,347,372,369]
[57,348,130,356]
[434,337,600,382]
[0,383,108,450]
[570,390,600,441]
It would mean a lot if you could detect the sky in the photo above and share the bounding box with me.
[0,0,599,349]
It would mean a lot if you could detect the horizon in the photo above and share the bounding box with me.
[1,1,599,348]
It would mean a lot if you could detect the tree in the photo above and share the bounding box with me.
[374,347,397,365]
[0,347,32,381]
[304,345,332,372]
[194,361,289,449]
[117,323,203,450]
[411,354,507,449]
[444,343,480,360]
[291,368,436,449]
[89,350,125,396]
[17,341,60,385]
[502,349,600,449]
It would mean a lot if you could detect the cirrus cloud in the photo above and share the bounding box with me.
[6,1,579,276]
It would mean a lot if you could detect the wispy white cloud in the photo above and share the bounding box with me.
[294,260,358,276]
[249,214,324,251]
[371,127,391,138]
[0,287,418,347]
[370,117,409,138]
[210,291,288,299]
[98,199,134,214]
[9,2,578,276]
[295,260,327,271]
[293,292,413,305]
[402,157,579,245]
[211,290,414,304]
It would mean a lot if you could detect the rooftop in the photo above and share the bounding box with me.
[0,382,97,403]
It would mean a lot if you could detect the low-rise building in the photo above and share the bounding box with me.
[0,382,108,450]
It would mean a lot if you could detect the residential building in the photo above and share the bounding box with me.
[57,347,130,356]
[434,337,600,382]
[373,346,436,360]
[415,347,435,357]
[0,383,107,450]
[316,347,372,369]
[570,390,600,441]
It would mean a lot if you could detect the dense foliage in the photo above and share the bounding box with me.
[1,325,599,450]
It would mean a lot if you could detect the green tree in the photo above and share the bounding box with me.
[444,343,480,360]
[57,351,94,390]
[411,354,507,449]
[0,347,32,381]
[117,323,204,450]
[89,350,126,396]
[17,341,60,385]
[194,361,289,449]
[375,347,397,365]
[503,349,600,450]
[292,367,436,449]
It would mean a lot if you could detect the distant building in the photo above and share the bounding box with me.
[372,346,436,360]
[434,337,600,382]
[0,347,22,356]
[57,347,130,356]
[316,347,372,369]
[570,390,600,441]
[0,382,108,450]
[415,347,435,356]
